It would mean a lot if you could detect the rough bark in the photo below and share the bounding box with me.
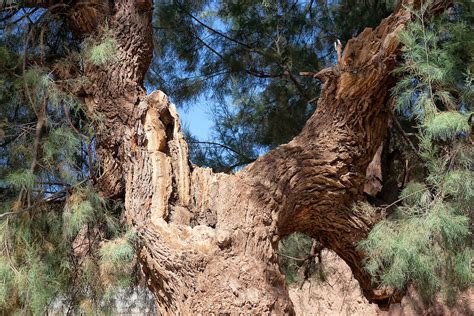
[118,4,410,312]
[81,0,407,313]
[16,0,451,314]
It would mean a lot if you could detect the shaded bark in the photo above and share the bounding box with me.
[16,0,451,314]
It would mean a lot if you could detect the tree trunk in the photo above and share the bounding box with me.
[23,0,449,314]
[83,0,408,313]
[115,4,409,311]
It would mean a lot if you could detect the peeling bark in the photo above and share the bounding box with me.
[84,0,410,313]
[116,4,411,310]
[19,0,452,314]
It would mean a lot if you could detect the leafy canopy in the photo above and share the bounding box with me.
[0,7,136,314]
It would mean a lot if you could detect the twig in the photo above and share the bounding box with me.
[0,179,89,220]
[277,252,313,262]
[190,140,252,160]
[390,109,423,161]
[282,65,312,102]
[30,97,47,174]
[182,9,254,51]
[381,187,429,211]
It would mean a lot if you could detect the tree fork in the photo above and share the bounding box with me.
[13,0,452,313]
[118,2,410,311]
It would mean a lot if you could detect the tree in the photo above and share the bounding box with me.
[1,0,469,314]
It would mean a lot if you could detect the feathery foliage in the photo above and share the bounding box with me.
[0,8,136,313]
[361,0,473,304]
[153,0,395,171]
[278,233,315,285]
[86,37,117,66]
[1,0,470,312]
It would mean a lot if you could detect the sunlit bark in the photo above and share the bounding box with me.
[15,0,452,313]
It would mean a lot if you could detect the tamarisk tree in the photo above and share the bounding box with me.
[0,0,470,314]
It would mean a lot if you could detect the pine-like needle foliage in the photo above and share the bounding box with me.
[360,0,473,304]
[278,233,316,285]
[0,8,137,314]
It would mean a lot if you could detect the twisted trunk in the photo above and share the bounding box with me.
[115,5,408,312]
[18,0,450,313]
[82,0,408,313]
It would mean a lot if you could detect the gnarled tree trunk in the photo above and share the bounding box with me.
[19,0,449,314]
[112,4,408,312]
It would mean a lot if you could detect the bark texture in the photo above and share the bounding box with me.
[18,0,450,314]
[82,0,409,313]
[121,6,411,312]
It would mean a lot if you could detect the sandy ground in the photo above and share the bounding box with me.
[289,250,473,316]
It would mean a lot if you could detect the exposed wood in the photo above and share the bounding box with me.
[108,1,412,311]
[78,0,411,312]
[14,0,453,313]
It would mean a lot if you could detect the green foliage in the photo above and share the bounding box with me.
[361,0,473,304]
[153,0,394,170]
[63,192,95,239]
[0,257,15,310]
[0,210,69,313]
[425,112,470,141]
[361,201,471,301]
[399,182,430,207]
[278,233,316,285]
[99,232,135,282]
[0,126,116,308]
[0,184,130,313]
[42,126,81,165]
[1,0,469,312]
[21,249,58,314]
[99,235,134,266]
[443,170,474,202]
[5,169,35,190]
[87,37,117,66]
[0,10,128,313]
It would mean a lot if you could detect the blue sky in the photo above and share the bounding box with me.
[176,96,214,140]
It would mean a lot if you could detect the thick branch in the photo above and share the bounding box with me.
[72,0,452,313]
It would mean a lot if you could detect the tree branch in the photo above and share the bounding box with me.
[390,109,423,161]
[181,8,254,51]
[0,178,89,220]
[190,140,254,161]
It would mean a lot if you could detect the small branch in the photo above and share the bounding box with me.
[300,67,336,83]
[30,96,47,174]
[182,9,254,51]
[390,108,423,161]
[283,67,312,102]
[277,252,312,262]
[190,140,251,160]
[180,6,275,62]
[63,102,88,140]
[0,179,89,220]
[193,33,225,60]
[381,187,429,212]
[221,158,256,173]
[300,239,325,289]
[246,68,283,79]
[299,71,316,76]
[35,181,69,186]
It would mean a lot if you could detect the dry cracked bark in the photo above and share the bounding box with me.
[113,3,409,311]
[9,0,451,313]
